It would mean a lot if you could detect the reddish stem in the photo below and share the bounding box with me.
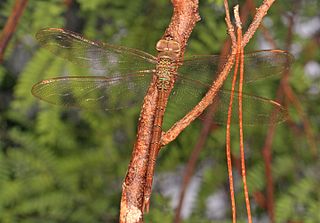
[0,0,28,63]
[236,13,253,222]
[225,40,240,223]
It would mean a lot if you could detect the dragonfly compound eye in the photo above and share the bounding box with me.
[156,39,180,53]
[167,41,180,53]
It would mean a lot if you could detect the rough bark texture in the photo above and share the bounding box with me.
[119,1,200,222]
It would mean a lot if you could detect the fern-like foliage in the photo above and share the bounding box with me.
[0,0,319,222]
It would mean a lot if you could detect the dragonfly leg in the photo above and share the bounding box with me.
[142,155,156,213]
[143,140,161,213]
[142,195,150,213]
[143,173,153,213]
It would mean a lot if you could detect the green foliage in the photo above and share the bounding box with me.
[0,0,319,222]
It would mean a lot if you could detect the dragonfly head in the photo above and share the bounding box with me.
[156,39,180,59]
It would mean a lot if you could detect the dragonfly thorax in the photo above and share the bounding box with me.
[155,57,177,90]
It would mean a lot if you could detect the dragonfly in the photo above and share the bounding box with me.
[32,28,292,211]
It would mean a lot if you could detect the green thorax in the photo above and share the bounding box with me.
[156,57,178,90]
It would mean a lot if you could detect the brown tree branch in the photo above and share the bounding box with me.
[241,0,275,47]
[161,0,276,146]
[120,76,158,223]
[0,0,28,63]
[163,0,201,52]
[246,0,277,48]
[119,1,200,222]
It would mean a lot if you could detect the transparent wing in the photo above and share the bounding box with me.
[31,73,153,110]
[36,28,157,75]
[31,73,287,127]
[178,50,293,85]
[163,75,287,130]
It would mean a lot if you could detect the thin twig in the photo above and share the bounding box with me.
[226,27,240,223]
[235,5,253,222]
[224,0,236,44]
[246,0,277,48]
[241,0,275,47]
[225,7,244,222]
[0,0,28,63]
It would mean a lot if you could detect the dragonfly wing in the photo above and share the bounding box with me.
[177,50,293,85]
[241,50,293,83]
[36,28,157,75]
[31,73,153,110]
[163,75,287,130]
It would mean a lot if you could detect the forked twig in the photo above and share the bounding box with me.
[173,1,255,221]
[162,0,276,147]
[170,1,276,222]
[225,5,253,222]
[225,6,244,222]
